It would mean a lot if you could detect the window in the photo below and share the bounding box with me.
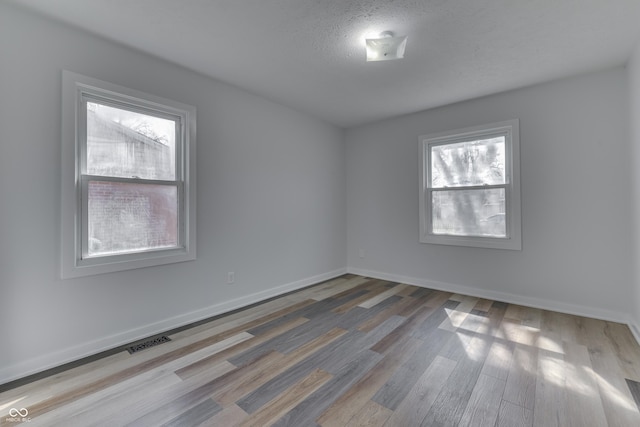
[419,120,521,250]
[61,71,196,278]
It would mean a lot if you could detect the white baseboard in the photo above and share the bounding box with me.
[0,268,347,386]
[348,267,633,326]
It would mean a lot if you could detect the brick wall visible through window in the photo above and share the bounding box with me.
[88,181,178,256]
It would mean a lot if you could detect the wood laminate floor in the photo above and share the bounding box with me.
[2,275,640,426]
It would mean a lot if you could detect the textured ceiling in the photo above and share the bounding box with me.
[9,0,640,128]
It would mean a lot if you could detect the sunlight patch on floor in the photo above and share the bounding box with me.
[565,363,597,398]
[593,371,638,412]
[0,395,28,412]
[536,335,564,353]
[442,307,471,330]
[539,352,565,387]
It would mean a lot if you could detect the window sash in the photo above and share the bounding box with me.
[80,175,185,261]
[79,93,183,182]
[426,131,512,190]
[426,185,510,238]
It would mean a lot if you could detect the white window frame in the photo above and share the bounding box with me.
[419,119,521,250]
[61,71,197,278]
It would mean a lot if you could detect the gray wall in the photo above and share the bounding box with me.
[346,67,635,322]
[0,4,346,383]
[629,40,640,336]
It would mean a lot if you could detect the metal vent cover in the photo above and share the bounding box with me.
[627,379,640,411]
[126,335,171,354]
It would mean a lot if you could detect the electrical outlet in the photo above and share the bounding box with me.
[227,272,235,284]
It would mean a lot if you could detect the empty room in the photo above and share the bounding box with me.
[3,0,640,425]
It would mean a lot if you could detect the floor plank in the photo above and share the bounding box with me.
[589,346,640,427]
[496,400,533,427]
[358,283,408,309]
[533,348,567,427]
[346,401,393,427]
[383,356,456,426]
[271,350,383,426]
[316,336,422,426]
[503,342,538,410]
[239,368,332,427]
[174,317,308,380]
[371,328,454,410]
[199,404,247,427]
[458,373,506,427]
[563,341,609,427]
[419,332,495,426]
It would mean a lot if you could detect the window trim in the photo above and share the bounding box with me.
[419,119,521,250]
[61,71,197,278]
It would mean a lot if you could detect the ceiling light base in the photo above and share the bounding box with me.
[365,31,407,62]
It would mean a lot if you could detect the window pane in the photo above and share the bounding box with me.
[86,102,176,180]
[87,181,178,256]
[431,188,506,237]
[431,137,505,188]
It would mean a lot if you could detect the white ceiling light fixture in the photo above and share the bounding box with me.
[365,31,408,62]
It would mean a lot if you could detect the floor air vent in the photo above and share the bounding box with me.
[627,379,640,411]
[126,335,171,354]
